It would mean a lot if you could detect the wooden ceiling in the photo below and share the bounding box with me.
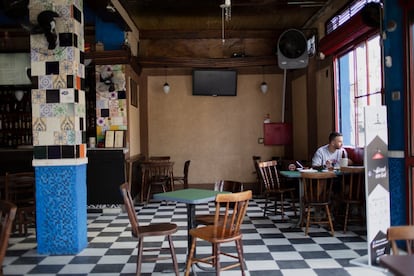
[119,0,331,32]
[89,0,340,39]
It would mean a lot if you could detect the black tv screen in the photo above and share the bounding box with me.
[192,69,237,96]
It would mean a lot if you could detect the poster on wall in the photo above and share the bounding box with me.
[364,106,390,266]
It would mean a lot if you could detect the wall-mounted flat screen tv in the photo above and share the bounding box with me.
[192,69,237,96]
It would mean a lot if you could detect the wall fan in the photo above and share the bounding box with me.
[277,28,308,70]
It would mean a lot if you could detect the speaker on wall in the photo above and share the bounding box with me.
[277,29,309,70]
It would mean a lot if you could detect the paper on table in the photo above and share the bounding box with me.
[299,168,318,173]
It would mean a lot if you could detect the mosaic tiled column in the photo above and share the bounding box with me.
[30,0,87,254]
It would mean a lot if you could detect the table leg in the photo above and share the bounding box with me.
[186,203,196,253]
[293,179,304,228]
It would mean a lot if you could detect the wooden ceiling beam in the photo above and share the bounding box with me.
[138,55,277,68]
[139,29,284,39]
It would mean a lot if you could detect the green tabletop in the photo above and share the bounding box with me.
[280,169,350,178]
[280,170,301,178]
[153,188,226,204]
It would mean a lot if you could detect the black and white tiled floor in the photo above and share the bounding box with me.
[4,198,389,275]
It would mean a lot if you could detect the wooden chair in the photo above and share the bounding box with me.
[195,180,244,226]
[257,160,297,220]
[185,190,252,276]
[252,156,263,195]
[173,160,191,189]
[301,171,336,236]
[339,166,365,232]
[119,182,179,276]
[0,200,17,276]
[140,161,174,203]
[4,172,35,236]
[387,225,414,255]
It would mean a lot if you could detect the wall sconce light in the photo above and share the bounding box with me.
[14,90,25,101]
[163,67,170,94]
[163,83,170,94]
[260,66,268,94]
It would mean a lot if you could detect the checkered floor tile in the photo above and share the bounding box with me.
[3,198,389,275]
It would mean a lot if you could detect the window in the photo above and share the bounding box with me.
[334,34,382,147]
[326,0,381,34]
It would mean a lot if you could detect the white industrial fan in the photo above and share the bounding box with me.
[277,28,309,70]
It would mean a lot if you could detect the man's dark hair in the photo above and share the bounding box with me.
[329,131,342,142]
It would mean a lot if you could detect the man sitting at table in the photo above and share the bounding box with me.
[312,131,352,169]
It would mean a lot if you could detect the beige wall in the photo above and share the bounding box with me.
[146,73,286,184]
[292,74,308,161]
[126,66,141,157]
[316,65,333,148]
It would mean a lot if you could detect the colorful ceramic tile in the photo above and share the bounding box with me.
[39,75,54,89]
[66,130,76,145]
[110,117,125,126]
[60,60,74,75]
[40,104,54,117]
[32,89,46,104]
[96,117,106,127]
[109,91,118,100]
[96,99,108,109]
[66,47,74,61]
[30,35,49,55]
[78,63,85,79]
[61,116,75,131]
[52,104,69,117]
[75,104,85,117]
[32,118,47,132]
[109,99,119,108]
[55,4,70,19]
[54,131,68,145]
[53,47,66,61]
[109,107,119,117]
[53,75,67,89]
[60,89,75,103]
[96,82,109,93]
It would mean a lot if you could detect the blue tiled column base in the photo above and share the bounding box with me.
[35,164,87,254]
[389,157,407,226]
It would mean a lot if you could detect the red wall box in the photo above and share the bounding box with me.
[263,123,292,145]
